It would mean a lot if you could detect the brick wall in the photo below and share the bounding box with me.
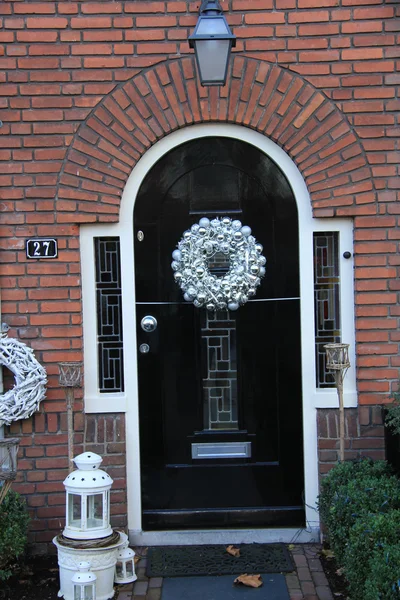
[1,0,398,553]
[317,407,386,475]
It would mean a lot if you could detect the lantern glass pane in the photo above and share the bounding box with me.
[68,494,82,528]
[196,39,230,83]
[196,16,230,35]
[0,442,18,474]
[74,586,82,600]
[84,585,94,600]
[126,560,134,577]
[116,561,124,578]
[87,493,103,528]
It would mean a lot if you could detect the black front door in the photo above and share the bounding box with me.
[134,137,304,530]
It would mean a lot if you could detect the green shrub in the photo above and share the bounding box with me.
[0,490,30,581]
[325,474,400,563]
[364,544,400,600]
[318,459,392,540]
[344,510,400,600]
[386,388,400,436]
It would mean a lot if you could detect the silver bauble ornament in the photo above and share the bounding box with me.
[199,217,210,228]
[228,302,239,311]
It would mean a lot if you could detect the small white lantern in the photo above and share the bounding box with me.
[114,546,137,585]
[63,452,113,540]
[72,562,97,600]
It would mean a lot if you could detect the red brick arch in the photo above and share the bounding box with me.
[57,55,374,223]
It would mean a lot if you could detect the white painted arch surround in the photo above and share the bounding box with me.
[81,123,356,545]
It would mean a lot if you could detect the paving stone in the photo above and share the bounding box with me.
[117,592,132,600]
[146,588,162,600]
[132,595,146,600]
[285,574,301,590]
[289,593,304,600]
[136,567,148,580]
[118,583,134,592]
[133,580,149,595]
[316,585,334,600]
[301,581,317,595]
[149,577,163,588]
[304,545,320,558]
[294,554,308,567]
[312,571,329,587]
[308,558,323,571]
[297,566,312,581]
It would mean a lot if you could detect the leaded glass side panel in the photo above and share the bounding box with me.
[201,310,238,430]
[94,237,125,393]
[313,232,340,388]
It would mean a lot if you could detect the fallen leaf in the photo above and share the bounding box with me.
[134,555,141,564]
[321,548,335,559]
[336,567,344,576]
[226,545,240,557]
[234,574,263,588]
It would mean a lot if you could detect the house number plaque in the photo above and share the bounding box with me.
[26,238,58,259]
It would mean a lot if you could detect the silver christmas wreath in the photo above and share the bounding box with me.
[171,217,266,311]
[0,335,47,427]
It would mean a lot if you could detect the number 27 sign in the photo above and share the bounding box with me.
[26,238,58,259]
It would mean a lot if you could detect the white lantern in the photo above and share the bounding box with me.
[63,452,113,540]
[72,562,97,600]
[114,546,137,585]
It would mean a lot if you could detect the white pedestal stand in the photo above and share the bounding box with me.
[54,532,128,600]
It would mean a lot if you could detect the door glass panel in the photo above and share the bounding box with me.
[207,251,231,277]
[313,232,340,388]
[202,310,238,431]
[94,237,124,393]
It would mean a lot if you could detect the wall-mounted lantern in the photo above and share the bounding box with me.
[189,0,236,86]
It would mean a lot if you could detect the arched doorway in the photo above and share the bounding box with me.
[81,123,355,542]
[134,136,304,530]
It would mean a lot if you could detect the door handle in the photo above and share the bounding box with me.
[141,315,158,332]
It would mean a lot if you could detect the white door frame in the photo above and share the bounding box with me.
[81,123,356,545]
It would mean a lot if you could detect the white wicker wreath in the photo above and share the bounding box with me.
[171,216,266,311]
[0,335,47,427]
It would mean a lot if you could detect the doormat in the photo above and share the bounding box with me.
[161,574,290,600]
[146,544,294,577]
